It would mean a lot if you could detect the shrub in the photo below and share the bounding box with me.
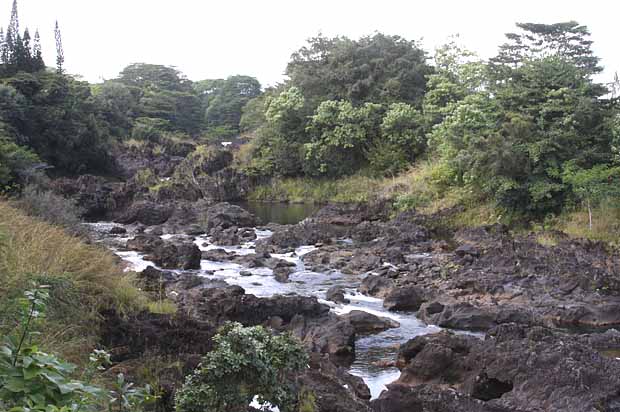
[175,322,308,412]
[18,185,84,234]
[0,284,154,412]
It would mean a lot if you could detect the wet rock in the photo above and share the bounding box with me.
[116,201,174,226]
[383,285,425,311]
[359,275,394,298]
[109,226,127,235]
[326,286,350,304]
[126,234,164,253]
[151,241,202,270]
[201,248,236,261]
[274,266,293,283]
[206,202,256,231]
[342,310,400,334]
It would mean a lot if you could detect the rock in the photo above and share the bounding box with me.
[151,241,202,270]
[116,201,174,226]
[126,234,164,253]
[239,270,253,277]
[383,285,425,311]
[273,266,293,283]
[342,310,400,334]
[109,226,127,235]
[371,384,508,412]
[201,248,235,261]
[299,369,371,412]
[454,243,480,258]
[206,202,256,232]
[359,275,394,298]
[326,286,350,304]
[388,324,620,412]
[139,266,177,292]
[194,286,330,325]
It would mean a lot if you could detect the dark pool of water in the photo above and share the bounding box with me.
[235,201,319,225]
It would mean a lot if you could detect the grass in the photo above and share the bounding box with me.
[147,299,178,315]
[554,202,620,245]
[0,201,146,361]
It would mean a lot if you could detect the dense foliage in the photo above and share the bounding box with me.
[175,322,307,412]
[242,23,620,216]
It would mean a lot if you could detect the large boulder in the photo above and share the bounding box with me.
[206,202,257,232]
[388,324,620,412]
[151,241,202,270]
[383,285,426,311]
[116,201,174,226]
[342,310,400,334]
[359,275,394,298]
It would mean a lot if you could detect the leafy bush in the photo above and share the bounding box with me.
[0,284,154,412]
[175,322,308,412]
[0,136,40,192]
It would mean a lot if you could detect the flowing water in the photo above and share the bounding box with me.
[87,209,444,400]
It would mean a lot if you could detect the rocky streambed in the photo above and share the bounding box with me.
[87,201,620,412]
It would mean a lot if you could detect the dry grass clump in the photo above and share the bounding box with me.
[0,201,145,359]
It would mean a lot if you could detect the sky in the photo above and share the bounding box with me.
[2,0,619,86]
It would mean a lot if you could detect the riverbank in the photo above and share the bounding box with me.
[83,199,620,411]
[248,163,620,247]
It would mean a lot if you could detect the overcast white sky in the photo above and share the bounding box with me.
[3,0,619,86]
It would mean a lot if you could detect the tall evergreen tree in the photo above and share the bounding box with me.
[32,29,43,71]
[19,28,32,71]
[54,21,64,74]
[0,28,6,65]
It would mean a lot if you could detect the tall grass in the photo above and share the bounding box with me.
[0,201,145,360]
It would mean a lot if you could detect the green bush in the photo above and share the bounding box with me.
[175,322,308,412]
[0,284,154,412]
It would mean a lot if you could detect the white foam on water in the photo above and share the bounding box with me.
[114,250,154,273]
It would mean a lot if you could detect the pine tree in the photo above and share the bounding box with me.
[6,0,19,56]
[0,27,6,65]
[21,28,32,71]
[32,29,44,71]
[54,20,64,74]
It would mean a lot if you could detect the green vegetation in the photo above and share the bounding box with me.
[0,202,145,358]
[175,322,308,412]
[240,21,620,228]
[0,284,154,412]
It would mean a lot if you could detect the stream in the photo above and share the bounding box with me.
[87,204,444,400]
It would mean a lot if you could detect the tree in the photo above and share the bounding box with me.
[197,75,262,136]
[31,29,44,71]
[117,64,203,135]
[490,22,602,76]
[286,33,432,107]
[304,100,383,176]
[175,322,308,412]
[381,102,426,160]
[54,21,64,74]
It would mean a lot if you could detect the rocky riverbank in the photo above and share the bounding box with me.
[79,194,620,411]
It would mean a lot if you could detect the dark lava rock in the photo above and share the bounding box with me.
[326,286,350,304]
[342,310,400,334]
[383,285,425,311]
[109,226,127,235]
[151,241,202,270]
[359,275,394,298]
[388,324,620,412]
[116,201,174,226]
[126,234,164,253]
[206,202,256,231]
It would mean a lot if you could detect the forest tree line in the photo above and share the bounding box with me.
[0,0,619,217]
